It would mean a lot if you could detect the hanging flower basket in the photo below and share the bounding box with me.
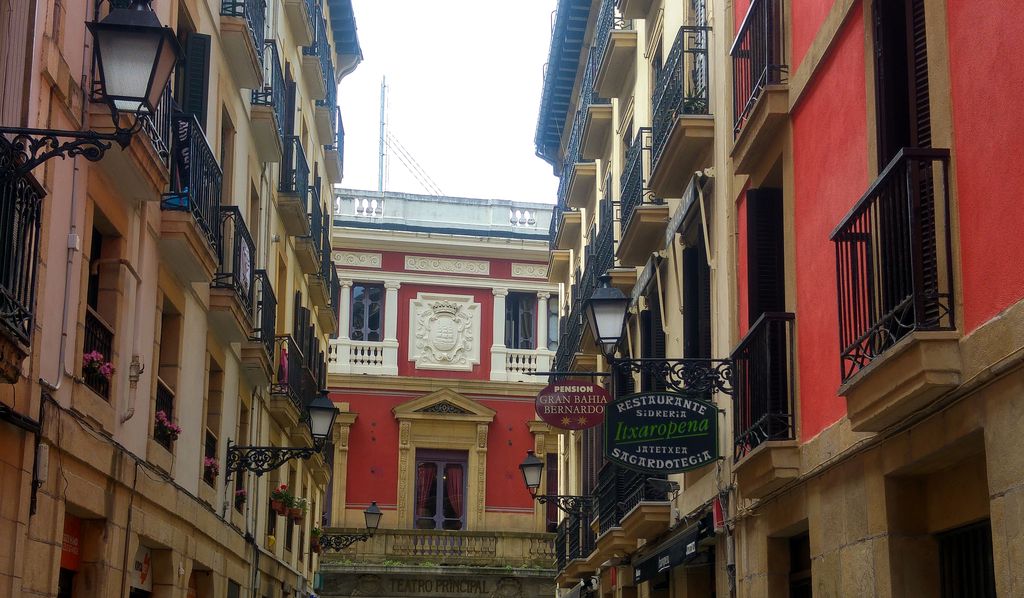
[310,537,321,554]
[83,350,115,380]
[288,507,303,522]
[270,484,293,515]
[203,457,219,485]
[234,488,247,509]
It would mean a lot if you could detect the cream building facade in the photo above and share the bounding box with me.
[0,0,359,596]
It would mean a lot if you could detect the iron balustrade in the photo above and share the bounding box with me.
[221,0,267,63]
[593,192,615,277]
[271,334,318,412]
[652,26,711,168]
[83,306,114,400]
[317,59,338,128]
[831,148,954,381]
[731,312,795,460]
[154,379,176,449]
[280,136,310,204]
[620,475,674,516]
[594,0,632,79]
[730,0,787,137]
[305,184,324,259]
[213,206,256,316]
[566,514,581,561]
[163,113,223,254]
[251,270,277,359]
[619,127,657,233]
[303,7,333,88]
[0,136,43,348]
[581,47,609,112]
[140,85,173,167]
[555,519,567,572]
[253,40,286,139]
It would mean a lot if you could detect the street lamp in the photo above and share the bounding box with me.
[319,502,383,551]
[226,391,340,476]
[1,0,181,173]
[518,451,592,518]
[584,275,630,359]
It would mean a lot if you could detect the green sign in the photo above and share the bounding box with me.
[604,392,718,473]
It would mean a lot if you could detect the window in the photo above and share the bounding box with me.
[350,283,383,341]
[640,290,666,392]
[545,453,559,532]
[83,219,119,400]
[789,533,812,598]
[547,298,559,351]
[505,292,536,349]
[415,450,467,530]
[203,356,223,488]
[154,299,182,450]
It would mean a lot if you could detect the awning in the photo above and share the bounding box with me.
[633,514,714,584]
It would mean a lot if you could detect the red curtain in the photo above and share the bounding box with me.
[445,464,464,521]
[416,464,436,516]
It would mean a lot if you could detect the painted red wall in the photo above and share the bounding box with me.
[333,392,537,513]
[790,0,836,73]
[791,11,866,441]
[338,249,545,284]
[946,0,1024,333]
[397,284,494,380]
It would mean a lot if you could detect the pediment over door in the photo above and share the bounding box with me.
[393,387,496,424]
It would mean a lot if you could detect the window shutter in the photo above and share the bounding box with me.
[180,33,211,130]
[284,78,297,135]
[746,188,785,326]
[682,236,713,359]
[907,0,931,149]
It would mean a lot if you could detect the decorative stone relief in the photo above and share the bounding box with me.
[477,424,489,449]
[408,293,481,371]
[511,262,548,279]
[416,401,471,415]
[489,578,524,598]
[399,421,411,446]
[334,251,382,269]
[404,255,490,276]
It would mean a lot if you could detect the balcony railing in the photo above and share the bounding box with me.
[316,58,338,123]
[831,148,954,381]
[731,312,795,460]
[652,25,711,167]
[253,40,286,137]
[596,464,666,534]
[303,6,332,84]
[140,85,173,168]
[280,136,310,202]
[271,334,318,411]
[594,0,632,74]
[730,0,787,137]
[163,113,223,253]
[221,0,267,61]
[83,306,114,400]
[251,270,277,358]
[0,137,43,350]
[154,379,176,449]
[213,206,256,316]
[306,184,324,255]
[204,428,218,486]
[323,528,555,568]
[593,191,615,276]
[555,519,567,572]
[619,127,657,232]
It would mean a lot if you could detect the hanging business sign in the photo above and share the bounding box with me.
[534,381,610,430]
[604,392,718,473]
[131,545,152,591]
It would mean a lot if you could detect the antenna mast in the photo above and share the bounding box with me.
[377,76,387,192]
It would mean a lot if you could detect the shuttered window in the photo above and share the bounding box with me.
[641,290,666,392]
[683,231,712,359]
[745,187,785,325]
[0,0,33,125]
[178,33,211,130]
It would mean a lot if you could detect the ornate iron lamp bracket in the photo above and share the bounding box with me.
[610,357,735,396]
[535,494,593,519]
[318,532,373,551]
[226,441,324,476]
[0,125,135,174]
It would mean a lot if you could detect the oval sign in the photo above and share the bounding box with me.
[535,382,610,430]
[604,392,718,473]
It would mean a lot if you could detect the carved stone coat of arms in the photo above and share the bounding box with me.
[408,294,481,371]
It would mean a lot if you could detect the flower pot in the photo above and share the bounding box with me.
[288,507,302,522]
[310,538,321,553]
[271,500,286,515]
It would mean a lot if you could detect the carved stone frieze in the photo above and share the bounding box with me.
[404,255,490,276]
[334,251,382,269]
[511,263,548,279]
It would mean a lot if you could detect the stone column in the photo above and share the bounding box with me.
[330,412,357,526]
[396,420,412,527]
[536,292,550,348]
[491,288,509,380]
[383,281,401,375]
[338,280,353,340]
[473,423,489,530]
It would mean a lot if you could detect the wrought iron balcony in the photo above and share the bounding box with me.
[162,113,223,254]
[139,85,173,168]
[831,148,954,381]
[594,0,632,75]
[301,5,332,99]
[271,334,318,412]
[731,312,795,460]
[221,0,267,62]
[83,306,114,400]
[154,378,176,449]
[619,127,657,233]
[0,136,43,361]
[652,25,711,167]
[731,0,787,137]
[251,270,277,360]
[280,136,310,198]
[212,206,256,316]
[593,194,615,277]
[555,519,567,572]
[252,40,285,135]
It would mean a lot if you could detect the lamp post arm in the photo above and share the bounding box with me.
[319,531,374,552]
[535,494,593,518]
[226,441,325,476]
[0,126,136,174]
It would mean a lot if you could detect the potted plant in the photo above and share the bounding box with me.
[82,350,115,379]
[270,484,292,515]
[310,526,322,554]
[154,410,182,444]
[289,497,307,523]
[234,488,247,509]
[202,456,219,485]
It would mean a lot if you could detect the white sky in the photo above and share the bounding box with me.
[338,0,559,204]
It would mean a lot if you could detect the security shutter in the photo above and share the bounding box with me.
[746,188,785,326]
[179,33,211,130]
